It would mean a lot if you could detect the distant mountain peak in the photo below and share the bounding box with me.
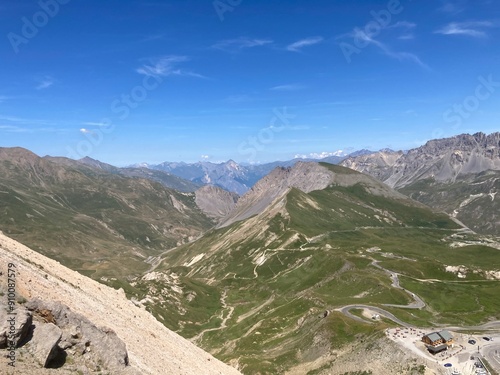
[129,162,151,169]
[379,148,397,153]
[219,161,405,228]
[79,155,97,162]
[77,156,118,172]
[0,146,40,163]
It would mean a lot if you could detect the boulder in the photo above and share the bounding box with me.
[0,305,32,348]
[26,298,131,372]
[29,322,62,367]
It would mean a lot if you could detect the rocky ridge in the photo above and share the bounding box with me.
[341,132,500,234]
[341,132,500,188]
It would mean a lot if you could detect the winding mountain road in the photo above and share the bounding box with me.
[338,304,413,328]
[337,260,500,333]
[371,260,426,309]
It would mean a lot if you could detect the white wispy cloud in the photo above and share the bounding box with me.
[0,115,50,125]
[0,124,64,133]
[435,21,495,37]
[351,29,428,68]
[270,84,305,91]
[211,38,273,52]
[136,56,205,78]
[79,128,93,134]
[0,115,25,122]
[0,113,67,133]
[200,155,210,160]
[81,121,110,127]
[286,37,323,52]
[138,34,166,43]
[287,125,310,130]
[36,75,55,90]
[389,21,417,29]
[0,125,27,133]
[398,34,415,40]
[388,21,417,40]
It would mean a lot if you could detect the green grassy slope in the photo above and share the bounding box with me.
[131,175,499,374]
[0,148,214,279]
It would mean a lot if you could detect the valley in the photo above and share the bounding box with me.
[1,138,500,374]
[0,148,214,280]
[127,162,500,374]
[4,0,500,371]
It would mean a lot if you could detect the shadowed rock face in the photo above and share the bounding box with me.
[341,132,500,188]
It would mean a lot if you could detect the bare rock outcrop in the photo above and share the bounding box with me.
[219,162,336,227]
[25,298,131,372]
[29,322,62,367]
[195,185,239,220]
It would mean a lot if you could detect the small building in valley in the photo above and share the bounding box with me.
[422,330,454,354]
[438,330,454,345]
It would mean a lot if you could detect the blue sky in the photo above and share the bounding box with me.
[1,0,499,165]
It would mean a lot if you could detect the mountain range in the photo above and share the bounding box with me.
[341,132,500,188]
[1,132,500,374]
[132,150,373,195]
